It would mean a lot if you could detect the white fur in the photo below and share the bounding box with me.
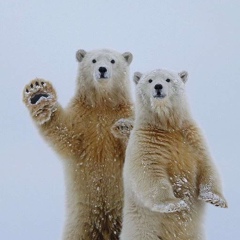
[75,49,132,107]
[23,48,134,240]
[121,69,227,240]
[135,69,191,130]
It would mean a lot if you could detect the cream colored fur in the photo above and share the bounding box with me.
[121,69,227,240]
[23,49,133,240]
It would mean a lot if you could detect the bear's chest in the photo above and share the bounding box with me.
[136,130,199,199]
[155,132,199,200]
[80,111,124,151]
[70,107,129,177]
[67,109,128,202]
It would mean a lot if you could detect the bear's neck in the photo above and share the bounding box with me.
[135,99,192,131]
[74,77,132,108]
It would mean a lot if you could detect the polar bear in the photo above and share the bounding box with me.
[121,69,227,240]
[22,49,133,240]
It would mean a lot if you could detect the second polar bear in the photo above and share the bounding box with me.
[121,69,227,240]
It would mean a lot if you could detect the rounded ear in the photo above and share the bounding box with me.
[122,52,133,65]
[133,72,142,84]
[76,49,87,62]
[179,71,188,83]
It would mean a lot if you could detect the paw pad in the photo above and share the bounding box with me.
[30,93,49,104]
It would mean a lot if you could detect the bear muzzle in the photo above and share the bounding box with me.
[153,86,166,99]
[95,66,111,81]
[153,92,166,99]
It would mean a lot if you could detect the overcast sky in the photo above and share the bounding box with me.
[1,1,240,239]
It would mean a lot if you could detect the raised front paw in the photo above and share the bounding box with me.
[23,79,57,124]
[198,189,228,208]
[151,198,189,213]
[111,118,134,139]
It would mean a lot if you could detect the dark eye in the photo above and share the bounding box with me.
[148,79,153,83]
[111,59,115,64]
[92,59,96,63]
[166,78,170,82]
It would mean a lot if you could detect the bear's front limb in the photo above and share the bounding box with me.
[143,179,188,213]
[23,79,82,158]
[23,79,58,125]
[129,159,188,213]
[197,154,228,208]
[111,118,134,140]
[198,182,228,208]
[182,122,228,208]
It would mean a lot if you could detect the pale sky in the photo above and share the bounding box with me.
[1,1,240,239]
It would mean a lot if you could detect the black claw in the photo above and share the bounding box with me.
[26,88,29,93]
[30,93,49,104]
[36,81,39,86]
[30,83,33,88]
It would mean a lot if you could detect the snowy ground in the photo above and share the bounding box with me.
[1,1,239,239]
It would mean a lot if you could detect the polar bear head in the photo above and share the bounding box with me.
[134,69,190,128]
[75,49,133,106]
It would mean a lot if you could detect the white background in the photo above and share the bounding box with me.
[1,1,239,239]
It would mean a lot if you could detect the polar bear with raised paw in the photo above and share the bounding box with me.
[120,69,227,240]
[23,49,134,240]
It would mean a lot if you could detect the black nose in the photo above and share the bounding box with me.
[154,84,163,90]
[99,67,107,73]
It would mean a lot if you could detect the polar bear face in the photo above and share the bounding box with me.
[134,69,188,110]
[76,49,132,87]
